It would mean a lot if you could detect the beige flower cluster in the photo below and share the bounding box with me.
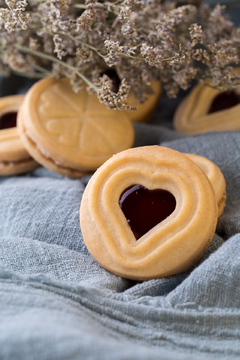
[0,0,239,109]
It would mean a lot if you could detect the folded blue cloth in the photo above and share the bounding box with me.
[1,91,240,358]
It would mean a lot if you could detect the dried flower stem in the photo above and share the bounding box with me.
[72,3,119,16]
[15,44,99,91]
[32,63,52,76]
[12,69,46,78]
[56,31,106,59]
[203,81,240,91]
[55,30,178,63]
[202,82,222,91]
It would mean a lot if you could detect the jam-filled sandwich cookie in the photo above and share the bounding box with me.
[0,95,38,176]
[173,74,240,134]
[17,77,134,178]
[80,146,218,280]
[185,154,226,218]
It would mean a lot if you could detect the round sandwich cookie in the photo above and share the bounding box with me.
[185,154,226,218]
[17,77,135,178]
[0,95,38,176]
[173,69,240,134]
[80,146,218,280]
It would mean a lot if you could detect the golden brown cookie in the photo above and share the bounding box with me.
[0,95,38,176]
[17,77,135,178]
[173,73,240,134]
[185,154,226,217]
[126,80,162,123]
[80,146,218,280]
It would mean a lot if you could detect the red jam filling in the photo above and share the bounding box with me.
[119,184,176,240]
[0,112,17,130]
[208,91,240,114]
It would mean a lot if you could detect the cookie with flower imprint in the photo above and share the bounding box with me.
[17,77,135,178]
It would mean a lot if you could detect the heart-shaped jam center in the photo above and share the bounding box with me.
[0,112,17,130]
[208,91,240,114]
[119,185,176,240]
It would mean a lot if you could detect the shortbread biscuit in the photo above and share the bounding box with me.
[173,70,240,134]
[126,80,162,122]
[185,154,226,217]
[17,77,134,178]
[80,146,217,280]
[0,95,38,176]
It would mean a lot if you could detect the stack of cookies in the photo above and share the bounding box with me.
[0,94,38,176]
[0,77,161,177]
[0,77,228,280]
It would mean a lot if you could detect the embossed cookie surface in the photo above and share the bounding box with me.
[173,69,240,134]
[0,95,38,175]
[18,77,134,177]
[80,146,218,280]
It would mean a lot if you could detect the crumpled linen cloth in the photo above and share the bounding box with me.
[1,71,240,360]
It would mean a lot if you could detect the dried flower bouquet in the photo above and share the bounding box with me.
[0,0,240,110]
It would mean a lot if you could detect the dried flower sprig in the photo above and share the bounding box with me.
[0,0,240,109]
[0,0,30,31]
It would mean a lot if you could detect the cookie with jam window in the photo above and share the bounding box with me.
[173,69,240,134]
[0,95,39,176]
[80,146,218,280]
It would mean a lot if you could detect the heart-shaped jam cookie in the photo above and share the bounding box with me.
[173,68,240,134]
[0,95,39,176]
[80,146,218,280]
